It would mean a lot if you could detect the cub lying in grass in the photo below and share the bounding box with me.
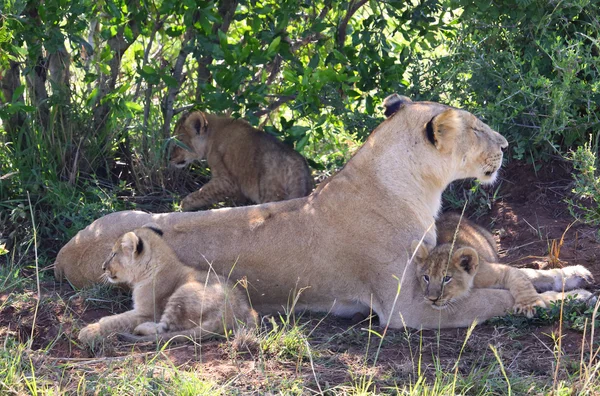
[412,212,593,318]
[78,225,258,344]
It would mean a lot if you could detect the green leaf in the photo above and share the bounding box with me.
[308,53,320,70]
[161,74,179,88]
[287,125,310,137]
[125,101,143,112]
[12,85,25,103]
[266,36,281,56]
[166,26,186,37]
[296,134,310,151]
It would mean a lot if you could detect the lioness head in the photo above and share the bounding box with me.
[169,111,210,168]
[383,94,508,185]
[102,224,165,285]
[411,240,479,310]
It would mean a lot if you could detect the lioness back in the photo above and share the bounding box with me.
[170,111,314,211]
[78,224,258,344]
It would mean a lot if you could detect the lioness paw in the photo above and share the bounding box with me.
[560,265,594,291]
[565,289,597,306]
[134,321,167,335]
[78,323,102,344]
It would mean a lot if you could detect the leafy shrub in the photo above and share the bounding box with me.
[567,137,600,227]
[427,0,600,163]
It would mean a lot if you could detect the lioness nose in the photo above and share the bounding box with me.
[498,134,508,150]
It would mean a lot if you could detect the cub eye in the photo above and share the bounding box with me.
[422,275,430,284]
[443,276,452,284]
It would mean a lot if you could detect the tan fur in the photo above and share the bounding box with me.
[412,242,547,318]
[436,212,498,263]
[78,225,258,344]
[414,214,595,318]
[57,99,593,330]
[170,111,314,211]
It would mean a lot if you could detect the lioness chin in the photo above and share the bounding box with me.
[57,96,592,330]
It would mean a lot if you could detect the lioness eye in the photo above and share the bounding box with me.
[423,275,430,283]
[443,276,452,284]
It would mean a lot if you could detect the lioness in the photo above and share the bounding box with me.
[78,225,258,344]
[170,111,314,211]
[57,96,593,329]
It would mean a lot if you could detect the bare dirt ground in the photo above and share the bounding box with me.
[1,159,599,393]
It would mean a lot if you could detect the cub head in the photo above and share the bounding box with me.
[384,95,508,185]
[169,111,210,168]
[411,240,479,310]
[101,224,165,285]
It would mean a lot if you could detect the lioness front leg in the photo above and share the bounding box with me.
[519,265,594,292]
[182,177,239,211]
[79,310,151,344]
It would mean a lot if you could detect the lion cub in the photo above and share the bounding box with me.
[78,225,258,344]
[170,111,314,211]
[412,213,591,317]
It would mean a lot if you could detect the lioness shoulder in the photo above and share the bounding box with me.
[170,111,314,211]
[78,224,258,344]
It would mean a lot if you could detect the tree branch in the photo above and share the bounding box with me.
[336,0,368,48]
[253,95,297,117]
[195,0,239,103]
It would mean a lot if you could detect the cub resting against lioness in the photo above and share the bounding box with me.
[57,96,594,330]
[78,225,258,344]
[413,213,593,318]
[170,111,314,211]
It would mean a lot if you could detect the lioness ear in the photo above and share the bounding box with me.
[187,111,209,135]
[121,232,143,257]
[425,108,462,153]
[141,222,163,236]
[411,239,430,261]
[383,94,412,118]
[452,247,479,274]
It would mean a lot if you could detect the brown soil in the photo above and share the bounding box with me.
[1,159,599,393]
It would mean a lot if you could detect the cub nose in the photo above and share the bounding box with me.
[428,295,440,303]
[102,261,107,271]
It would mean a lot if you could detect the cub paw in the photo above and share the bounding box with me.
[134,321,167,336]
[513,298,546,318]
[560,265,594,291]
[181,196,200,212]
[78,323,102,344]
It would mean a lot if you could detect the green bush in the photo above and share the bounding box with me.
[567,136,600,227]
[426,0,600,162]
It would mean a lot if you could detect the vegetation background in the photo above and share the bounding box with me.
[1,0,599,394]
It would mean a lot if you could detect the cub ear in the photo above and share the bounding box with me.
[425,108,462,153]
[452,247,479,274]
[186,111,209,135]
[383,94,412,118]
[411,239,430,262]
[121,231,143,257]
